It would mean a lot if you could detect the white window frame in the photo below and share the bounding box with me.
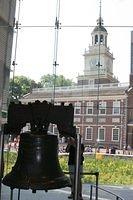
[99,102,106,115]
[86,102,93,115]
[85,127,93,140]
[112,128,119,141]
[74,102,81,115]
[113,101,120,115]
[98,127,105,141]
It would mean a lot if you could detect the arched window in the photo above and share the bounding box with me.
[100,35,104,43]
[92,36,94,45]
[105,36,107,46]
[95,35,98,44]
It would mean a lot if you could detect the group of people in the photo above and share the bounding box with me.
[66,137,84,200]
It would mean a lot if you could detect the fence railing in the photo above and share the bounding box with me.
[64,171,125,200]
[64,171,99,200]
[90,184,125,200]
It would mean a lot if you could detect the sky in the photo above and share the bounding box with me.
[12,0,133,83]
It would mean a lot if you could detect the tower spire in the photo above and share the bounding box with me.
[97,0,103,26]
[99,0,101,18]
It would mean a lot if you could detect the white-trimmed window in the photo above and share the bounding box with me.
[99,102,106,115]
[112,128,119,141]
[74,102,81,115]
[113,101,120,114]
[86,102,93,115]
[98,127,105,141]
[85,127,93,140]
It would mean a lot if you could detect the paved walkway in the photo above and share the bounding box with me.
[1,184,94,200]
[1,184,133,200]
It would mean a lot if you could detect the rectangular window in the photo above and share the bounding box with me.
[86,102,93,115]
[85,127,93,140]
[113,101,120,114]
[98,128,105,141]
[112,128,119,141]
[99,102,106,115]
[74,102,81,115]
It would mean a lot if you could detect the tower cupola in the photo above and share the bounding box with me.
[77,0,118,86]
[91,17,108,47]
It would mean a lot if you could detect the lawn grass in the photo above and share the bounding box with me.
[3,152,133,186]
[59,154,133,185]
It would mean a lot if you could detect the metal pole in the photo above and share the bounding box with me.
[95,172,99,200]
[18,189,21,200]
[89,184,93,200]
[52,0,60,103]
[74,133,81,200]
[10,189,14,200]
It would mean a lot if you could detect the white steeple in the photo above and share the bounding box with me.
[91,0,108,47]
[77,0,118,85]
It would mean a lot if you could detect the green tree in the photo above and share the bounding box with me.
[9,76,42,100]
[40,74,75,87]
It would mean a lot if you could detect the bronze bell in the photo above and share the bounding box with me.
[2,132,70,191]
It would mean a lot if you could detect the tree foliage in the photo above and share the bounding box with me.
[40,74,74,87]
[9,74,75,101]
[9,76,42,100]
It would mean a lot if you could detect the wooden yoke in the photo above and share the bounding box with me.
[4,100,76,137]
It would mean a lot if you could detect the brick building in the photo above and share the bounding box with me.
[21,16,133,149]
[0,0,16,127]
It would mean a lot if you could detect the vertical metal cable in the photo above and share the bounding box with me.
[11,0,21,98]
[74,133,81,200]
[52,0,61,103]
[96,0,102,151]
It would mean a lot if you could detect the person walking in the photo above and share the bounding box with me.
[66,137,84,200]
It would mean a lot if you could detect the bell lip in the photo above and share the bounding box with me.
[2,176,71,191]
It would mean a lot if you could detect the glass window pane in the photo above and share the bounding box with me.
[98,128,105,141]
[85,127,92,140]
[112,128,119,141]
[113,101,120,114]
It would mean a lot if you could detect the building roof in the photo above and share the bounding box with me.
[92,17,107,33]
[20,82,129,103]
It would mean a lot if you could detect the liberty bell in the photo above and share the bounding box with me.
[2,132,70,191]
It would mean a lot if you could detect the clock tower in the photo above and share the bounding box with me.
[78,14,118,85]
